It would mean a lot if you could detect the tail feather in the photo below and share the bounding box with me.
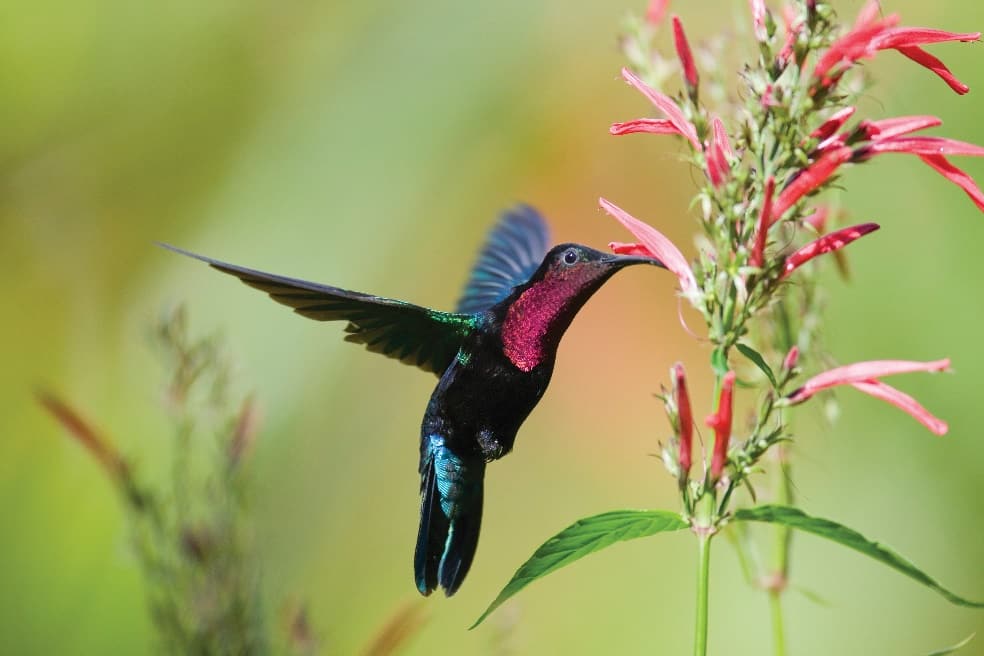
[414,437,485,597]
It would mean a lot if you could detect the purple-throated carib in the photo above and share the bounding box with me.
[163,207,664,596]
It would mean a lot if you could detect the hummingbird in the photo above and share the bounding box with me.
[162,206,663,596]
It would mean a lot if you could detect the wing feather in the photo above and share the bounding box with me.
[161,243,474,375]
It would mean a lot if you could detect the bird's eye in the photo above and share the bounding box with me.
[563,248,579,265]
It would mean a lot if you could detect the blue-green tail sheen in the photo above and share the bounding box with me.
[415,436,485,596]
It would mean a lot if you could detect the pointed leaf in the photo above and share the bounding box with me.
[926,633,975,656]
[471,510,687,628]
[736,343,778,388]
[734,505,984,608]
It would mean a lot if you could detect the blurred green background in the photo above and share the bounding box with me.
[3,0,983,653]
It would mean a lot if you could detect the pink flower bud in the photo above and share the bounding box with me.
[782,346,800,372]
[706,371,736,481]
[674,363,693,480]
[672,16,700,93]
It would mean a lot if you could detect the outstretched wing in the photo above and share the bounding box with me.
[455,205,551,314]
[161,244,476,376]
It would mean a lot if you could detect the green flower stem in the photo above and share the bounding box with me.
[693,494,716,656]
[770,448,792,656]
[769,590,786,656]
[694,531,712,656]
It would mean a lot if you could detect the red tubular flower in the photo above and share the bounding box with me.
[813,4,979,93]
[788,359,951,435]
[672,16,700,94]
[749,176,775,268]
[855,115,942,141]
[619,67,701,150]
[813,13,900,85]
[646,0,670,26]
[781,223,880,277]
[872,27,981,50]
[852,136,984,212]
[706,116,733,187]
[811,106,857,142]
[610,118,682,136]
[674,363,693,481]
[771,147,852,222]
[600,197,698,296]
[706,371,736,481]
[857,136,984,158]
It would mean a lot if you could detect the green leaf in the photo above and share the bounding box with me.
[471,510,687,628]
[736,343,778,388]
[926,633,975,656]
[734,505,984,608]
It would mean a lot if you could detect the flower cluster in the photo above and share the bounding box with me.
[602,0,978,509]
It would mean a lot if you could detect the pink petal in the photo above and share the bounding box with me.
[599,197,698,295]
[850,380,949,435]
[896,45,971,95]
[749,176,775,268]
[621,67,701,150]
[646,0,670,26]
[672,16,700,91]
[874,27,981,50]
[918,154,984,212]
[811,106,857,141]
[782,223,880,277]
[772,147,852,221]
[857,115,943,141]
[789,358,951,402]
[862,136,984,157]
[610,118,682,136]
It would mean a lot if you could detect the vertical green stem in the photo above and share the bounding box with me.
[769,590,786,656]
[692,493,716,656]
[694,532,712,656]
[769,447,792,656]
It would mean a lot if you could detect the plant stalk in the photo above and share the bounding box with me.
[693,494,716,656]
[769,590,786,656]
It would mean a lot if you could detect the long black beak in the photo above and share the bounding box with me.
[601,253,667,269]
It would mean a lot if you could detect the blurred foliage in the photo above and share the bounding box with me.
[3,1,984,654]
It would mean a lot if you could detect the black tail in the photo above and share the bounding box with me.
[414,443,485,596]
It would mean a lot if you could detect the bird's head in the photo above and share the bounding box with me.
[532,243,665,291]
